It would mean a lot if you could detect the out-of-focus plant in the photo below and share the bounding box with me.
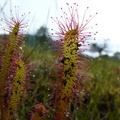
[0,7,29,120]
[31,103,47,120]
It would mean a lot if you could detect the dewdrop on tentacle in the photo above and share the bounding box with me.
[50,3,97,120]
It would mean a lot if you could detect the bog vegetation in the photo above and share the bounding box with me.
[0,3,120,120]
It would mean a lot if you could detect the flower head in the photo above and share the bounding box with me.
[51,3,97,43]
[1,6,29,35]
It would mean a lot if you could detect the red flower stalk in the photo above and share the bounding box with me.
[50,3,97,120]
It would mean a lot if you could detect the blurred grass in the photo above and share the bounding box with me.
[76,57,120,120]
[18,44,120,120]
[17,44,55,119]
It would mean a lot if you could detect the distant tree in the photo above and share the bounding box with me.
[25,26,53,58]
[26,26,52,48]
[36,26,48,36]
[36,26,52,42]
[113,52,120,59]
[90,39,109,56]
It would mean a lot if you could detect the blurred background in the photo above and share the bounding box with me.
[0,0,120,120]
[1,0,120,56]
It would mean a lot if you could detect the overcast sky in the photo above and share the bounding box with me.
[0,0,120,54]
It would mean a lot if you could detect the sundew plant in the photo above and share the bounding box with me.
[0,3,97,120]
[0,7,29,120]
[50,3,97,120]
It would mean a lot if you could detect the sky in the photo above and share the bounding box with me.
[0,0,120,55]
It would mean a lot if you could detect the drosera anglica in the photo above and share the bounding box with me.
[49,3,97,120]
[5,59,26,120]
[0,6,30,119]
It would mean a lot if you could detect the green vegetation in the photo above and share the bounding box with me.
[1,28,120,119]
[0,2,120,120]
[17,44,120,120]
[77,57,120,120]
